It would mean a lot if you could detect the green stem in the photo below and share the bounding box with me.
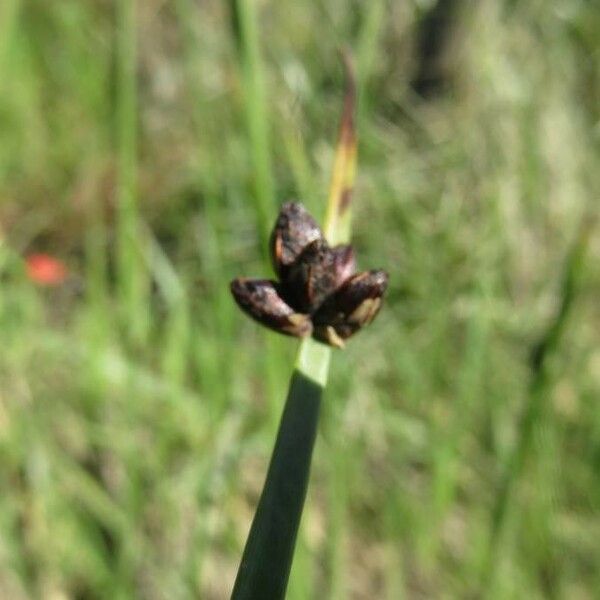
[231,367,324,600]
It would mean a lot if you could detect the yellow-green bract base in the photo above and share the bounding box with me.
[296,337,331,388]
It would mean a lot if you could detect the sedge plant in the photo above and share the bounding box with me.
[230,54,385,600]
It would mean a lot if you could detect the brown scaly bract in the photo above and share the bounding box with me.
[230,202,388,348]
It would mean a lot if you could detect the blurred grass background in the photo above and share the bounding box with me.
[1,0,599,598]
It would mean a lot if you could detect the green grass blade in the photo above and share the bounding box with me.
[229,0,274,253]
[115,0,147,345]
[481,218,595,590]
[0,0,20,87]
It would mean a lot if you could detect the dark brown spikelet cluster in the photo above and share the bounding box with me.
[230,202,388,348]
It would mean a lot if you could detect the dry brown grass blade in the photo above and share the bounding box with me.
[323,50,357,246]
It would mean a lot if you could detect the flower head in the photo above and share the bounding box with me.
[231,202,388,348]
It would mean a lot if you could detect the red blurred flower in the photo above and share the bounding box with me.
[25,253,68,286]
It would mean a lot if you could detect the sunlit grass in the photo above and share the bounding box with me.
[0,1,598,599]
